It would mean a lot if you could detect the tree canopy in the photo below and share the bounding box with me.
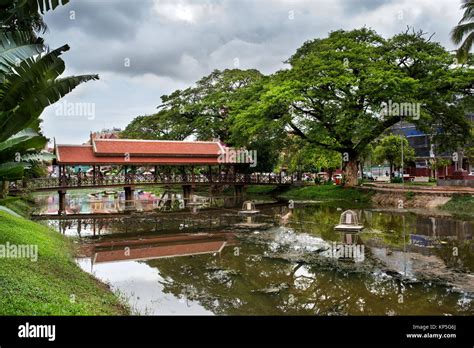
[373,134,415,175]
[232,28,473,185]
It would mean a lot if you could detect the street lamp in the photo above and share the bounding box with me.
[400,115,404,185]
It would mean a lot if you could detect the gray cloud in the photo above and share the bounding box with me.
[44,0,151,40]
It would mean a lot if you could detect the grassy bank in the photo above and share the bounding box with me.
[278,185,372,203]
[440,195,474,216]
[0,196,35,216]
[0,210,129,315]
[246,185,279,195]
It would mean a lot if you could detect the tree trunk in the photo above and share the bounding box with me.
[1,180,9,199]
[343,159,358,187]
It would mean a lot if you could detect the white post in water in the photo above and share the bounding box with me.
[345,213,352,224]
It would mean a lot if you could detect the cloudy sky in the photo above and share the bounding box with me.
[41,0,464,144]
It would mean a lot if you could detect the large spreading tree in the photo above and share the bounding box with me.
[123,69,282,171]
[123,69,264,141]
[234,28,473,186]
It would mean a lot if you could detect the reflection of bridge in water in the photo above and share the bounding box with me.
[37,201,287,239]
[78,232,238,268]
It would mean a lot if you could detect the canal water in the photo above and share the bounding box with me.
[33,190,473,315]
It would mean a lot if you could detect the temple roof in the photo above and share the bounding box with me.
[55,139,228,165]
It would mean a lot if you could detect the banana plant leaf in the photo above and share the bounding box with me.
[0,31,44,75]
[0,128,47,162]
[0,161,28,180]
[20,151,55,163]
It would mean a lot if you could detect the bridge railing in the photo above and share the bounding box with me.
[9,172,295,191]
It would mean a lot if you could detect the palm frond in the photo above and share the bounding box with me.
[460,0,474,23]
[456,31,474,61]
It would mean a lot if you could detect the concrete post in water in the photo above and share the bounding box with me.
[58,189,66,215]
[182,184,194,207]
[208,165,213,182]
[234,184,245,204]
[124,186,134,200]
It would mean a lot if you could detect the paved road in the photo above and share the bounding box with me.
[362,183,474,195]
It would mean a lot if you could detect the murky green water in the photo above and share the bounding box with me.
[34,190,474,315]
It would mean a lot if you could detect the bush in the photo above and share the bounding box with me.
[314,177,323,185]
[390,177,403,183]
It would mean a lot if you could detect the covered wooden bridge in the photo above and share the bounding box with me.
[11,138,292,214]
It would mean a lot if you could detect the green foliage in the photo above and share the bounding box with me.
[373,134,415,171]
[279,185,372,203]
[441,194,474,216]
[122,27,473,184]
[245,185,278,195]
[122,69,281,171]
[232,28,474,184]
[277,137,341,173]
[0,12,97,182]
[0,129,51,180]
[0,0,70,33]
[124,69,264,142]
[121,110,191,140]
[429,158,452,170]
[0,195,34,216]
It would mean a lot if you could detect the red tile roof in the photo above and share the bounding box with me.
[94,240,227,263]
[55,139,227,165]
[93,139,221,157]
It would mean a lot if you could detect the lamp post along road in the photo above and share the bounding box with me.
[400,115,404,186]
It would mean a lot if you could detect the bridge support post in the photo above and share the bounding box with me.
[124,186,134,207]
[182,184,194,207]
[234,184,245,204]
[58,189,66,215]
